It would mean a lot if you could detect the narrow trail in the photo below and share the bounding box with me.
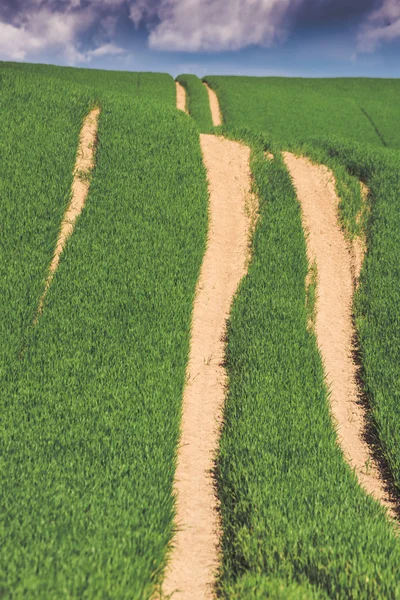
[176,82,188,114]
[36,107,100,317]
[163,134,255,599]
[283,152,396,518]
[204,83,222,127]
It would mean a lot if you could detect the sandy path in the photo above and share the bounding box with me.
[176,82,188,113]
[204,83,222,127]
[37,107,100,315]
[283,152,395,516]
[163,135,255,599]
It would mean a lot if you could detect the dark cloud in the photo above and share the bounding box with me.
[0,0,397,63]
[129,0,384,52]
[0,0,129,62]
[296,0,378,26]
[358,0,400,52]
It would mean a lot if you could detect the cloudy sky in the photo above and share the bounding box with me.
[0,0,399,77]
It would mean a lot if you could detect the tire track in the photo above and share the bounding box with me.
[204,83,222,127]
[36,107,100,319]
[176,82,188,114]
[283,152,396,518]
[163,133,255,598]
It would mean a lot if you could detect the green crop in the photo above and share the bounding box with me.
[0,66,207,597]
[0,67,91,378]
[197,76,400,596]
[1,61,176,107]
[176,74,214,132]
[3,59,400,599]
[216,128,400,598]
[204,76,400,148]
[293,137,400,500]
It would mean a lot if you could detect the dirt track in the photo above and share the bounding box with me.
[37,107,100,315]
[204,83,222,127]
[283,152,395,517]
[176,82,188,114]
[163,135,255,599]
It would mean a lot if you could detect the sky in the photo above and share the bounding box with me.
[0,0,400,78]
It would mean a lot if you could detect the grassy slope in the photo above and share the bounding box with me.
[0,67,207,597]
[204,76,400,148]
[0,67,91,377]
[294,138,400,499]
[0,61,176,106]
[176,74,213,132]
[217,130,400,599]
[195,77,400,596]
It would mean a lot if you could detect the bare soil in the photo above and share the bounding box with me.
[204,83,222,127]
[37,107,100,315]
[163,135,255,599]
[283,152,395,517]
[176,82,188,114]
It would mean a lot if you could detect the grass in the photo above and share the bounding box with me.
[204,76,400,148]
[216,128,400,598]
[0,67,207,597]
[204,76,400,596]
[3,60,400,597]
[176,74,214,132]
[0,66,91,380]
[0,61,176,107]
[293,137,400,500]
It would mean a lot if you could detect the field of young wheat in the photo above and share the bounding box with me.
[1,61,400,599]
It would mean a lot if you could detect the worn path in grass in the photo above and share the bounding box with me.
[204,83,222,127]
[37,107,100,316]
[283,152,395,517]
[165,88,254,599]
[176,82,188,114]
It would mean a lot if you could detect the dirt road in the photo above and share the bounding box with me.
[163,134,255,599]
[283,152,395,517]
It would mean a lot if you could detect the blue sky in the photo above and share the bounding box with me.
[0,0,399,78]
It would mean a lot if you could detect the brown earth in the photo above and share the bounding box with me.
[176,82,188,113]
[204,83,222,127]
[36,107,100,316]
[283,152,395,518]
[163,135,256,599]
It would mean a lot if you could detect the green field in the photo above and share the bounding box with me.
[176,74,213,132]
[195,75,400,596]
[1,61,175,106]
[216,129,400,599]
[0,64,207,597]
[2,61,400,598]
[204,75,400,148]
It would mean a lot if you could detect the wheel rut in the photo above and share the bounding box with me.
[36,107,100,319]
[165,86,255,600]
[283,152,396,519]
[204,83,222,127]
[176,82,188,114]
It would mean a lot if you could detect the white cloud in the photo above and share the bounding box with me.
[86,42,126,57]
[0,10,89,61]
[131,0,305,52]
[0,21,43,60]
[0,2,128,63]
[358,0,400,52]
[0,7,93,61]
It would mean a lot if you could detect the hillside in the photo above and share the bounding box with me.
[1,62,400,599]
